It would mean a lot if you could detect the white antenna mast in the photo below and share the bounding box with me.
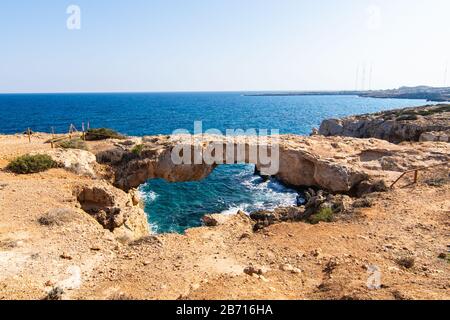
[361,63,366,91]
[444,60,448,87]
[355,64,360,91]
[368,63,373,91]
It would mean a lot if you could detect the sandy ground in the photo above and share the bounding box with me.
[0,133,448,300]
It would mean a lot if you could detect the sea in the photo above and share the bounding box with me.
[0,92,428,233]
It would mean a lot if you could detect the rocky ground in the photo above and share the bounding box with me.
[0,133,449,300]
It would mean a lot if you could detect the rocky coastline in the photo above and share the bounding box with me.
[245,86,450,102]
[0,106,449,300]
[318,104,449,143]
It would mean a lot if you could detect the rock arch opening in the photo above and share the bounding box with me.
[137,163,299,233]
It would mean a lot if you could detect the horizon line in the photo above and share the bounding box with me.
[0,87,442,95]
[0,85,447,95]
[0,89,360,95]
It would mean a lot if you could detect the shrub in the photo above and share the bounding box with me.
[396,256,415,269]
[308,207,334,224]
[7,154,57,174]
[131,144,144,156]
[371,180,389,193]
[85,128,125,141]
[108,292,135,300]
[38,208,78,226]
[425,177,447,187]
[438,253,450,263]
[417,105,450,116]
[43,287,64,300]
[56,138,87,150]
[396,114,418,121]
[352,198,373,208]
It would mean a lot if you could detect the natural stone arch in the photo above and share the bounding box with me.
[95,135,377,193]
[92,134,449,195]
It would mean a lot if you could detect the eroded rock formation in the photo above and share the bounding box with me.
[92,134,450,194]
[75,183,149,240]
[318,104,450,143]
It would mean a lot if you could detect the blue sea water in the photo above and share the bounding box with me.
[140,165,299,233]
[0,92,428,233]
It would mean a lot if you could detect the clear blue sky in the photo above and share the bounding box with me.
[0,0,449,93]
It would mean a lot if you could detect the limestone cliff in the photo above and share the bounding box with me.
[318,104,450,143]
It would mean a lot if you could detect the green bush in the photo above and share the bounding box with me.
[131,144,144,156]
[417,105,450,116]
[7,154,57,174]
[308,207,334,225]
[396,114,418,121]
[56,138,87,150]
[85,128,125,141]
[425,177,447,187]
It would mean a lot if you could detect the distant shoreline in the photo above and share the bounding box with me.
[244,86,450,102]
[1,86,450,102]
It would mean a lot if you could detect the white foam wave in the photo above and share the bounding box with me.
[148,222,159,234]
[139,189,159,203]
[267,180,289,192]
[219,203,250,215]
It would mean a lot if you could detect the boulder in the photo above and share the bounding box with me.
[39,149,97,177]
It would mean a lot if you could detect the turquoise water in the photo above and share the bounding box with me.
[140,164,299,234]
[0,93,428,233]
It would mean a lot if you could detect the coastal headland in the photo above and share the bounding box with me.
[245,86,450,102]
